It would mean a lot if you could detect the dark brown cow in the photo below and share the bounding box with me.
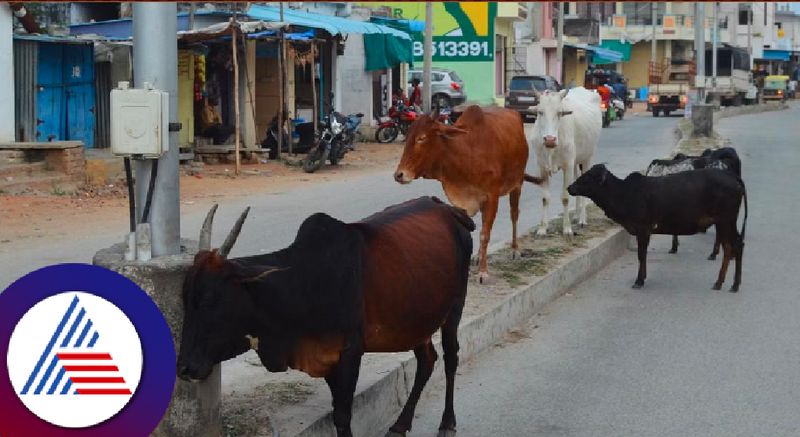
[177,197,474,437]
[393,105,529,282]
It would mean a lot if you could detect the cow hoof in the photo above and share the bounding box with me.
[437,429,457,437]
[536,228,548,237]
[478,272,490,284]
[707,254,717,260]
[729,285,740,293]
[562,229,574,237]
[511,250,518,260]
[668,249,678,254]
[712,282,723,291]
[631,282,643,289]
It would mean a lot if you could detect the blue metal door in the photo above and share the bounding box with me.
[36,43,64,142]
[35,42,95,147]
[63,44,95,148]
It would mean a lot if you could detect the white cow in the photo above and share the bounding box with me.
[527,87,602,236]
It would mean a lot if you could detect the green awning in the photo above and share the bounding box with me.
[594,40,632,65]
[364,33,414,71]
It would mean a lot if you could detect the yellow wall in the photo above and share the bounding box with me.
[563,48,589,88]
[177,50,195,148]
[626,41,666,89]
[254,51,296,144]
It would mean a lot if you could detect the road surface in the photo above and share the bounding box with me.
[1,113,676,289]
[402,104,800,437]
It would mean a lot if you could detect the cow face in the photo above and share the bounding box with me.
[177,205,255,381]
[567,163,609,198]
[177,252,255,381]
[394,114,468,184]
[531,89,573,149]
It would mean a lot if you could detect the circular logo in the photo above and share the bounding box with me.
[7,292,144,428]
[0,264,176,437]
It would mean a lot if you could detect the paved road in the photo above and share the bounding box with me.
[1,113,677,288]
[402,104,800,437]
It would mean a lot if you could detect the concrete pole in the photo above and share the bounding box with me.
[747,6,752,70]
[423,2,433,112]
[277,2,284,159]
[694,2,705,102]
[651,2,657,63]
[0,5,14,142]
[556,2,564,84]
[132,2,180,257]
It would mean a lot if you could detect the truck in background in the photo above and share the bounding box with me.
[647,60,692,117]
[704,45,757,106]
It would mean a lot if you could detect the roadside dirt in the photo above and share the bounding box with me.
[0,142,403,243]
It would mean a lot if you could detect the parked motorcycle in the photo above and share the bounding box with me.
[327,111,364,165]
[303,111,363,173]
[261,111,318,160]
[375,102,418,143]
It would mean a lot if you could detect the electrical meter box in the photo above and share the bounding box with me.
[110,81,169,158]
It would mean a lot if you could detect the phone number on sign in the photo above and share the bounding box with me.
[413,41,490,58]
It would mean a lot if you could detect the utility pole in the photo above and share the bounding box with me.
[651,2,657,63]
[747,5,752,70]
[712,2,718,91]
[132,2,180,257]
[694,2,705,103]
[423,1,433,112]
[556,2,564,85]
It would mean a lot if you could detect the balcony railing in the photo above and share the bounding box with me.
[606,14,728,29]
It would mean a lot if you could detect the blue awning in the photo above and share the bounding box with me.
[566,43,624,63]
[760,49,791,61]
[247,5,411,40]
[246,29,315,41]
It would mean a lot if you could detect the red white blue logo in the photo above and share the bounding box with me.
[1,264,174,437]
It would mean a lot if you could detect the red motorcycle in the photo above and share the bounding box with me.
[375,101,419,143]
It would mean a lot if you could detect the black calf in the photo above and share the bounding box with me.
[568,164,747,291]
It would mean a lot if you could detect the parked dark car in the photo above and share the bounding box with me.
[505,75,561,121]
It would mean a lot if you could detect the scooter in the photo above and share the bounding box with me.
[611,96,626,120]
[600,99,618,128]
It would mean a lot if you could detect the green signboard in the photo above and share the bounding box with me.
[380,2,497,62]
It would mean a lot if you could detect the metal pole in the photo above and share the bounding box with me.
[132,2,180,257]
[556,2,564,84]
[694,2,705,102]
[651,2,657,63]
[276,3,284,160]
[712,2,718,90]
[423,1,433,113]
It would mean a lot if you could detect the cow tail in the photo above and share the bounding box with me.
[523,173,545,185]
[738,178,748,243]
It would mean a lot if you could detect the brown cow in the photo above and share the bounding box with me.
[393,105,529,282]
[177,198,475,437]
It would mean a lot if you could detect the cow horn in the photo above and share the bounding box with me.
[198,204,219,251]
[218,207,251,258]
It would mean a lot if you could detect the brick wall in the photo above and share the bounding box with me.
[45,146,86,182]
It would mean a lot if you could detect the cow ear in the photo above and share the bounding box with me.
[599,168,609,185]
[559,89,568,99]
[240,266,290,284]
[558,110,573,116]
[526,105,538,114]
[438,125,469,140]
